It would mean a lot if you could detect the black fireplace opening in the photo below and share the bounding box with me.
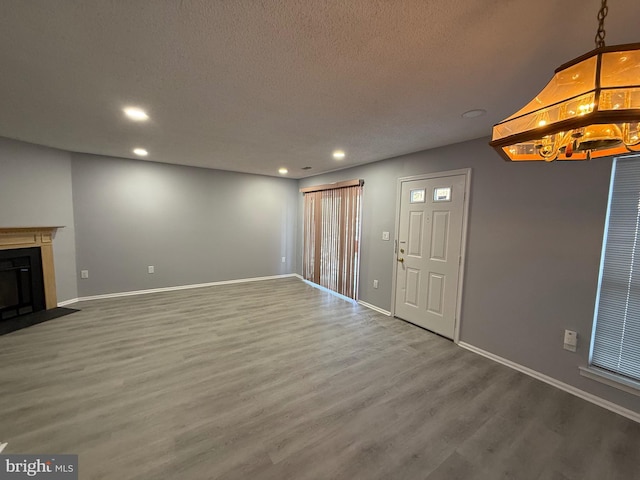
[0,247,45,321]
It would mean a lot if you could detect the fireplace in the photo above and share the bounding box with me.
[0,247,45,320]
[0,227,62,312]
[0,227,75,335]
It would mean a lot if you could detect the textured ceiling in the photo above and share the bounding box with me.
[0,0,638,178]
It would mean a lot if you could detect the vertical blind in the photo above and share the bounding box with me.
[302,181,362,300]
[592,156,640,382]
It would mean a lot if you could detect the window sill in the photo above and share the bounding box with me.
[579,366,640,398]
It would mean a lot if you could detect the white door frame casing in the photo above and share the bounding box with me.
[390,168,472,344]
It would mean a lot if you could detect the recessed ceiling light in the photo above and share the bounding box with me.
[123,107,149,121]
[278,167,288,175]
[133,148,148,156]
[461,109,486,119]
[333,150,346,160]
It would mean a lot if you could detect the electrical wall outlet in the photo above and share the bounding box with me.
[373,279,379,289]
[564,329,578,352]
[148,265,155,274]
[80,270,89,279]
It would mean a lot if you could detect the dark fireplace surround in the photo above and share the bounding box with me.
[0,247,46,320]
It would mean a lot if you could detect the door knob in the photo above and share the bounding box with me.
[400,248,405,253]
[398,258,404,263]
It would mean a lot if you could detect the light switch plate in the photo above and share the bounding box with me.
[148,266,155,274]
[382,231,390,241]
[81,270,89,279]
[564,330,577,352]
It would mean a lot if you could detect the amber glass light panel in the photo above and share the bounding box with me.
[491,45,640,161]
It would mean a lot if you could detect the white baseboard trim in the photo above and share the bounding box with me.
[458,342,640,424]
[295,276,357,304]
[293,275,389,313]
[57,298,79,307]
[0,442,7,453]
[64,274,299,304]
[357,300,391,316]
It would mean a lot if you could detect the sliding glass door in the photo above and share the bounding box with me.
[302,181,362,300]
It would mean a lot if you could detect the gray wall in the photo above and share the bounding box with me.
[72,153,298,297]
[0,137,78,302]
[298,137,640,414]
[1,133,637,414]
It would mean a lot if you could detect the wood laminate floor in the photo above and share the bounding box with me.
[0,278,638,479]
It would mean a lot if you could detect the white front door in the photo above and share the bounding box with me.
[393,173,467,339]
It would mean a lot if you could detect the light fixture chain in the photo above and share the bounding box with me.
[595,0,608,48]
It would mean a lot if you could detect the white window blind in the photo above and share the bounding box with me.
[591,156,640,382]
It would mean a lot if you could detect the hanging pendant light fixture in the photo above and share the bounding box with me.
[490,0,640,162]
